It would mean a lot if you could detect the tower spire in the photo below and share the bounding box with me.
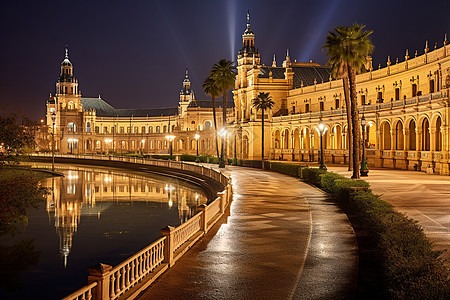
[247,9,250,29]
[65,46,69,59]
[185,67,189,79]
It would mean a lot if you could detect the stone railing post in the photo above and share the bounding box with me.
[219,191,225,214]
[87,263,113,300]
[197,204,208,233]
[160,226,175,267]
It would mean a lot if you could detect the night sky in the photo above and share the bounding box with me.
[1,0,449,121]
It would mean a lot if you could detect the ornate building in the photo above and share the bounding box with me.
[45,12,450,175]
[45,50,233,156]
[232,12,450,175]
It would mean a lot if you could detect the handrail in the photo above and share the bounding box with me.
[35,153,232,300]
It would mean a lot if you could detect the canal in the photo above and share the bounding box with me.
[0,163,207,299]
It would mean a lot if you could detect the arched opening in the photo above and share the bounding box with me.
[381,122,391,150]
[204,121,212,131]
[274,130,281,149]
[435,116,442,151]
[302,128,310,149]
[282,129,289,149]
[422,118,430,151]
[242,136,249,159]
[395,121,404,150]
[333,125,342,149]
[293,128,300,149]
[323,130,330,150]
[408,120,416,150]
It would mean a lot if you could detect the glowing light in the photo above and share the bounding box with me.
[165,135,175,141]
[194,134,200,140]
[226,0,237,61]
[218,129,227,137]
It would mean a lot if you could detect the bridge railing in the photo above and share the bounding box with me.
[31,153,231,300]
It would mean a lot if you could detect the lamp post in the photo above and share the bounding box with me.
[194,134,200,159]
[360,114,369,176]
[166,135,175,160]
[318,119,327,170]
[51,112,56,171]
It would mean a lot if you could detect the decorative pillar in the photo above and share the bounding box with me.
[88,263,113,300]
[160,226,175,266]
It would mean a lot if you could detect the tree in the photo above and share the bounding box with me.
[0,113,35,164]
[252,92,275,161]
[323,24,374,178]
[202,75,221,159]
[211,59,236,167]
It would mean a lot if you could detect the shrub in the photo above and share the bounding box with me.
[301,167,326,187]
[269,162,301,177]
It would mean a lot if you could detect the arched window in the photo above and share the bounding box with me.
[67,122,76,133]
[395,121,404,150]
[141,126,146,133]
[422,119,430,151]
[149,126,153,133]
[408,121,416,150]
[134,127,138,133]
[156,126,160,133]
[86,122,91,133]
[381,122,391,150]
[204,121,212,130]
[435,117,442,151]
[163,125,167,133]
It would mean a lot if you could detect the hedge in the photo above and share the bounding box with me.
[301,167,450,299]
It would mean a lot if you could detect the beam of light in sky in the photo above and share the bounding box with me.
[298,0,340,63]
[226,0,237,62]
[154,3,199,86]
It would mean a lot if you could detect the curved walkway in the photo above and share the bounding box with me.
[328,166,450,264]
[137,166,357,299]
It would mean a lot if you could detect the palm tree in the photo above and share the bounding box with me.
[323,24,374,178]
[202,75,220,159]
[252,92,275,161]
[211,59,236,167]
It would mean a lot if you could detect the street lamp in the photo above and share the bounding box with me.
[317,119,327,170]
[165,135,175,159]
[360,114,369,176]
[51,112,56,171]
[194,134,200,161]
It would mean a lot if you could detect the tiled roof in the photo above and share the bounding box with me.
[188,100,235,108]
[81,98,178,117]
[259,66,331,88]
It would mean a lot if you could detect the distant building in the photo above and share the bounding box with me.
[45,49,233,156]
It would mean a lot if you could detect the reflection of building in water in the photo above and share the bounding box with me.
[43,167,206,267]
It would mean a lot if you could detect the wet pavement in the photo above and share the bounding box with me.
[137,165,357,300]
[327,166,450,264]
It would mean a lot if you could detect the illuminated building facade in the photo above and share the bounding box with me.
[44,50,233,156]
[232,12,450,175]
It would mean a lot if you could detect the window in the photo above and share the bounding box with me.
[103,126,108,133]
[335,99,340,109]
[361,95,366,105]
[429,80,435,93]
[120,127,124,133]
[377,92,383,103]
[149,126,153,133]
[163,125,167,133]
[412,84,417,97]
[86,122,91,133]
[319,102,324,111]
[67,122,76,133]
[156,126,160,133]
[305,103,310,113]
[134,127,138,133]
[204,121,212,130]
[95,126,99,133]
[141,126,146,133]
[127,127,131,133]
[395,88,400,101]
[111,126,115,133]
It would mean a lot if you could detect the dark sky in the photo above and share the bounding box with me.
[1,0,449,121]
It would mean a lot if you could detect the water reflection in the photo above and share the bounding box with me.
[41,165,207,268]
